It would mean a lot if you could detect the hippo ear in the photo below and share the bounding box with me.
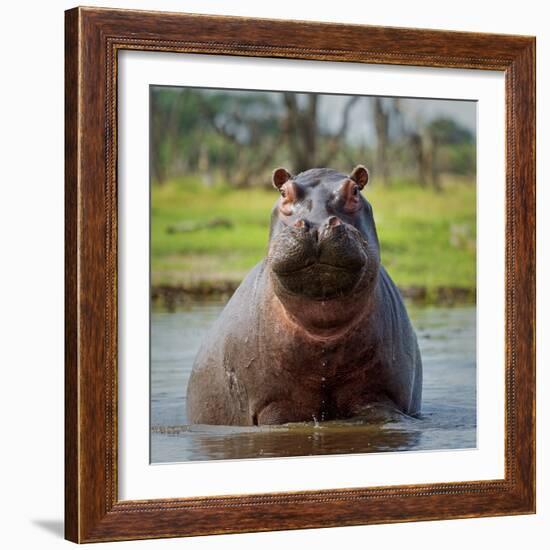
[272,167,293,190]
[349,165,369,190]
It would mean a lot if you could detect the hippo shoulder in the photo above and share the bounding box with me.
[194,261,266,354]
[217,261,266,327]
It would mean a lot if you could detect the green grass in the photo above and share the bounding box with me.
[151,176,476,294]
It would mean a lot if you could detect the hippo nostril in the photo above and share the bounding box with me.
[293,219,309,229]
[312,227,319,243]
[318,216,342,242]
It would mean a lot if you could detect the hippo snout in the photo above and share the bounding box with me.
[268,219,369,299]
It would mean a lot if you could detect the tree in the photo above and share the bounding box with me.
[150,88,206,185]
[282,93,317,174]
[150,89,187,185]
[425,117,475,190]
[196,91,283,187]
[282,93,359,174]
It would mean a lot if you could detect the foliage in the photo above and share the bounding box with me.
[150,88,476,190]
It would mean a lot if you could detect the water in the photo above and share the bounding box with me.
[151,301,476,463]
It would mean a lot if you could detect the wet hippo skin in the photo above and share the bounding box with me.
[186,165,422,425]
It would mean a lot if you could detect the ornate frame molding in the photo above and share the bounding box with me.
[65,7,535,542]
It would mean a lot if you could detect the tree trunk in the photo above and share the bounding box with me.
[374,97,390,186]
[429,136,442,191]
[410,132,427,187]
[283,93,319,174]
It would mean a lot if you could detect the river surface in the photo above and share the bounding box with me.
[151,301,476,463]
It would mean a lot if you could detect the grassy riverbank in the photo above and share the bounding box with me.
[151,177,476,304]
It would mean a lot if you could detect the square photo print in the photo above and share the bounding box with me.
[149,86,477,463]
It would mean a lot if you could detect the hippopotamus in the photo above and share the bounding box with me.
[186,165,422,426]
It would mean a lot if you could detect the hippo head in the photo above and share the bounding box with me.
[267,166,381,329]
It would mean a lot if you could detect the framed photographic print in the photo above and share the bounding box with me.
[65,6,536,543]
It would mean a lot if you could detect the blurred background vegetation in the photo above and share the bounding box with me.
[151,86,476,305]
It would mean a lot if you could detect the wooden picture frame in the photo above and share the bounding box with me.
[65,6,536,543]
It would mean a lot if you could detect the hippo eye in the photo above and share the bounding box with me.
[278,182,296,216]
[352,185,359,196]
